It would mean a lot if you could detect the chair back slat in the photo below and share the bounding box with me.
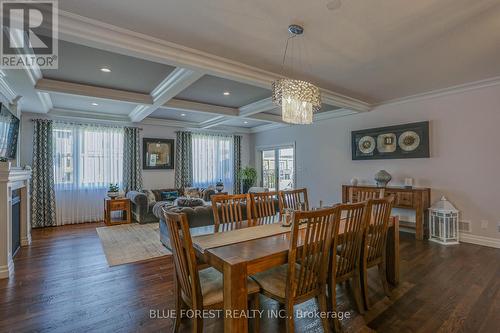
[279,188,309,212]
[365,197,394,263]
[250,191,278,225]
[162,210,202,308]
[335,202,368,278]
[212,194,251,232]
[286,207,339,299]
[349,187,385,203]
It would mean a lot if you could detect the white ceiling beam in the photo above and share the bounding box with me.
[36,78,153,105]
[129,68,203,122]
[57,10,372,113]
[164,98,239,117]
[238,97,275,117]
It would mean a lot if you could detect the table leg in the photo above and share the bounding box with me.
[223,260,248,333]
[386,216,400,286]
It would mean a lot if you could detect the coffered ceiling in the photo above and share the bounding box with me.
[2,0,500,133]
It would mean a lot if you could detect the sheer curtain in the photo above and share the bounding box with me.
[53,123,124,225]
[192,133,234,193]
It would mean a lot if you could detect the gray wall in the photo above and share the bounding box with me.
[251,83,500,240]
[20,114,251,190]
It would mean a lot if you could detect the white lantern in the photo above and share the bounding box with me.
[429,196,460,245]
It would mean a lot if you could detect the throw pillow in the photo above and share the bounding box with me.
[145,190,156,206]
[161,191,179,201]
[184,187,200,198]
[175,197,205,207]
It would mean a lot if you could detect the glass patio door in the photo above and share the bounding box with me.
[261,146,294,191]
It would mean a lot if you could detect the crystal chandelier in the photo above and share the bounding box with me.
[272,25,321,125]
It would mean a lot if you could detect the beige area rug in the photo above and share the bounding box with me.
[96,223,171,267]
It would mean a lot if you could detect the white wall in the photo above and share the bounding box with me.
[20,113,251,190]
[251,83,500,241]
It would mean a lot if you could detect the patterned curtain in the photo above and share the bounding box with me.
[174,131,193,189]
[123,127,143,192]
[233,135,242,194]
[31,119,56,228]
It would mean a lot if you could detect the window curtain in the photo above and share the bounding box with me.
[233,135,242,194]
[123,127,142,192]
[174,131,192,189]
[31,119,57,228]
[53,123,124,225]
[192,133,234,193]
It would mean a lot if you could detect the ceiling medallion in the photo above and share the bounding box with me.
[272,24,321,125]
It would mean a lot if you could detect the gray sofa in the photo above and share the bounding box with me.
[126,188,182,224]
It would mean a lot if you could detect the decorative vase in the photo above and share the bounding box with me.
[215,179,224,193]
[107,191,119,199]
[350,177,359,186]
[374,170,392,187]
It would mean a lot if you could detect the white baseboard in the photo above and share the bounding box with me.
[0,258,14,279]
[459,234,500,249]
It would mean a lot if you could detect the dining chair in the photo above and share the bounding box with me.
[361,196,395,310]
[250,191,279,225]
[279,188,309,213]
[328,201,368,331]
[348,187,385,203]
[211,193,252,232]
[163,210,261,333]
[250,207,339,333]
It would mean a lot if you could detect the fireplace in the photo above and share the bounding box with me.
[11,189,20,257]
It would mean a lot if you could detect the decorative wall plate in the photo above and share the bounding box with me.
[377,133,397,153]
[398,131,420,152]
[358,136,375,154]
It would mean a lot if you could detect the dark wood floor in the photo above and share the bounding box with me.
[1,223,499,333]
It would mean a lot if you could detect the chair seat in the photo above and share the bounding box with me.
[251,264,289,300]
[197,267,260,307]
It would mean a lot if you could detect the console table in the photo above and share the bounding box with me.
[342,185,431,240]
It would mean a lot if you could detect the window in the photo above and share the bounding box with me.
[53,124,124,188]
[260,146,294,191]
[192,133,234,192]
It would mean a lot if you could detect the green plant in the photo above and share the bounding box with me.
[238,166,257,187]
[108,183,119,192]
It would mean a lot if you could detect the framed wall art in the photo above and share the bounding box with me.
[351,121,430,160]
[143,138,175,169]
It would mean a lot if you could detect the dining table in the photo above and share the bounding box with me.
[174,214,400,333]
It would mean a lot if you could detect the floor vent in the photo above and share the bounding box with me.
[459,220,472,233]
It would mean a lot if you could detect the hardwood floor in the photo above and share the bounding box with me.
[1,223,499,333]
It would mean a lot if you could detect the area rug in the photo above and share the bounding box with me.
[96,223,171,267]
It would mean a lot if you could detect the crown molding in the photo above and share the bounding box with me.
[57,10,371,113]
[130,68,203,122]
[0,70,18,103]
[49,108,131,123]
[142,117,251,134]
[164,98,239,117]
[379,76,500,107]
[238,97,275,117]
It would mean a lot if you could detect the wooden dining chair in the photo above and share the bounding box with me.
[163,210,261,333]
[348,187,385,203]
[361,196,394,310]
[211,193,251,232]
[250,191,279,225]
[279,188,309,213]
[250,207,339,333]
[328,201,369,331]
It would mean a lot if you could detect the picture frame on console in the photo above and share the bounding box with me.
[143,138,174,169]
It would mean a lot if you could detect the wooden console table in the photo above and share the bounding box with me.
[104,197,131,226]
[342,185,430,240]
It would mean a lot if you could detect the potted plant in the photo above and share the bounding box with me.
[107,183,120,199]
[238,166,257,194]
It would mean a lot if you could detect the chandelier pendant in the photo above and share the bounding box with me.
[272,25,321,125]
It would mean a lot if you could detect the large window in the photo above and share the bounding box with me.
[261,146,294,191]
[192,133,234,193]
[53,124,124,188]
[52,123,124,225]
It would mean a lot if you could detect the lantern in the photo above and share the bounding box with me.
[429,196,460,245]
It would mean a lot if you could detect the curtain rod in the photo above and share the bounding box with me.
[30,118,142,130]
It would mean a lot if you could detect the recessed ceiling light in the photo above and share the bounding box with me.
[181,113,186,117]
[223,91,230,96]
[100,67,111,73]
[244,121,248,124]
[91,102,99,106]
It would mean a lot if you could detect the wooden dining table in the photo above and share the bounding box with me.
[175,215,400,333]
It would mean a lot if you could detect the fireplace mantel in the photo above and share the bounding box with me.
[0,162,31,279]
